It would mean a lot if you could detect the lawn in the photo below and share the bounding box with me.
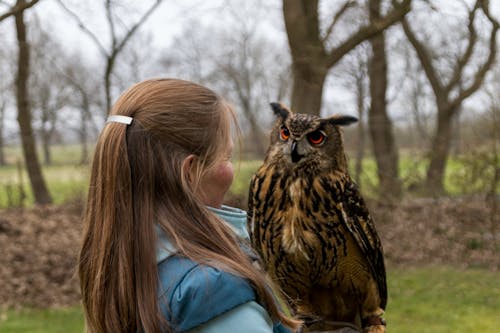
[1,266,499,333]
[0,164,88,208]
[386,266,500,332]
[0,307,84,333]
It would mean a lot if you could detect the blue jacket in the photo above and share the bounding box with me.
[156,205,292,333]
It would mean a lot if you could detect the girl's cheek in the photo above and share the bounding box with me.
[219,161,234,188]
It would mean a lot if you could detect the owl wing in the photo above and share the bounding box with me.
[247,173,256,242]
[247,172,261,256]
[335,175,387,309]
[247,165,280,263]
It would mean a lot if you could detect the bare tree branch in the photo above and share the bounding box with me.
[403,0,499,193]
[56,0,164,114]
[326,0,411,68]
[444,1,480,93]
[321,0,357,44]
[0,0,40,22]
[401,18,444,99]
[402,0,498,110]
[449,0,499,111]
[113,1,163,56]
[105,0,117,50]
[55,0,109,56]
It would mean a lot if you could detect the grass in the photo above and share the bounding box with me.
[0,164,89,208]
[230,159,262,197]
[0,307,84,333]
[1,266,498,332]
[386,266,500,332]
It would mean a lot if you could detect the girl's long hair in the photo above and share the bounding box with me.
[79,78,300,332]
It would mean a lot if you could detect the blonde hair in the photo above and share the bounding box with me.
[79,78,299,332]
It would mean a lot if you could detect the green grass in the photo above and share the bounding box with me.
[230,159,262,197]
[0,164,88,208]
[0,145,90,208]
[1,267,498,332]
[0,307,84,333]
[386,266,500,332]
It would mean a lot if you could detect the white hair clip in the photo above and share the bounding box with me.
[106,115,133,125]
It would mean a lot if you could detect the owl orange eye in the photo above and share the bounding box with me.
[307,130,326,145]
[280,126,290,141]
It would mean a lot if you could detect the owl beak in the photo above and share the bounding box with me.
[291,141,303,163]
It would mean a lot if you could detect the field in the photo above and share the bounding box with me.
[0,145,499,332]
[0,145,89,208]
[1,145,498,208]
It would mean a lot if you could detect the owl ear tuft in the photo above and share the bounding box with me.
[270,102,290,120]
[327,115,358,126]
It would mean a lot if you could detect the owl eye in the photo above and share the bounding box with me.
[279,126,290,141]
[307,130,326,146]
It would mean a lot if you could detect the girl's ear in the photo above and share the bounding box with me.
[182,154,197,185]
[270,102,291,120]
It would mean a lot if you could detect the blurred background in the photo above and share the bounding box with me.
[0,0,498,332]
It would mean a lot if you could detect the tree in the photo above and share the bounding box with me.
[161,3,291,156]
[0,0,40,23]
[212,14,291,156]
[368,0,402,200]
[62,55,103,164]
[282,0,411,115]
[14,0,51,204]
[0,44,13,167]
[402,0,499,194]
[333,44,370,185]
[29,27,72,165]
[56,0,164,115]
[0,99,6,166]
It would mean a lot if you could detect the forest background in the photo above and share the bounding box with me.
[0,0,499,332]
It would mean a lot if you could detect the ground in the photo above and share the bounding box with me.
[0,196,498,308]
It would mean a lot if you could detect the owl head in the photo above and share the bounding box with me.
[265,102,357,172]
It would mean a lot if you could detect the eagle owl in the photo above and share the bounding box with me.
[248,103,387,333]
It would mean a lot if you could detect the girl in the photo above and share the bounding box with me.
[79,78,300,332]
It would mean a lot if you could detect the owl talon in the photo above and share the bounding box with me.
[362,315,386,333]
[363,325,385,333]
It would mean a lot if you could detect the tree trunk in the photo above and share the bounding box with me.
[80,95,90,165]
[401,1,499,196]
[283,0,328,115]
[425,108,454,195]
[104,58,113,116]
[0,101,6,166]
[40,102,52,166]
[42,128,51,165]
[354,75,365,186]
[15,0,52,205]
[283,0,411,116]
[368,0,401,201]
[290,64,328,115]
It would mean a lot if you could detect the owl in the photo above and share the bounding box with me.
[248,103,387,333]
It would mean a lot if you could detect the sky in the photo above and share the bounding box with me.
[25,0,285,64]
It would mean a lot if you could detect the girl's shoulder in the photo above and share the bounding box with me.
[157,255,256,332]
